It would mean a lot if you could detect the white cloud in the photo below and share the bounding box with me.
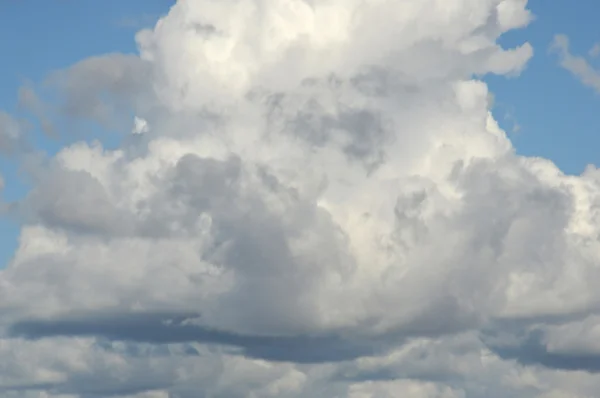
[132,116,149,135]
[3,0,600,396]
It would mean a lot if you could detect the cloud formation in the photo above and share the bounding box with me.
[3,0,600,396]
[0,111,26,155]
[551,34,600,93]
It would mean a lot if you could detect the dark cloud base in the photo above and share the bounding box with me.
[10,311,384,363]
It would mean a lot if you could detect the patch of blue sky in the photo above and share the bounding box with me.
[486,0,600,176]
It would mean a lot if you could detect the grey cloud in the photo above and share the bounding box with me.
[0,111,27,155]
[21,166,134,236]
[8,312,385,364]
[0,349,176,398]
[46,53,153,130]
[136,155,357,335]
[263,82,390,171]
[551,34,600,93]
[17,84,57,138]
[33,377,171,398]
[485,327,600,373]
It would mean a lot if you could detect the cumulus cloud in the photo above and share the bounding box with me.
[3,0,600,396]
[551,34,600,93]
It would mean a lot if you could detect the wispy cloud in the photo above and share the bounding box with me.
[551,34,600,93]
[589,43,600,58]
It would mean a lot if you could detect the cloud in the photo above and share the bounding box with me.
[4,0,600,396]
[0,111,27,155]
[17,84,57,138]
[9,311,387,364]
[132,117,149,135]
[589,43,600,58]
[551,34,600,93]
[43,53,153,133]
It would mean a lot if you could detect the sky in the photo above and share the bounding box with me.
[1,0,600,397]
[488,0,600,174]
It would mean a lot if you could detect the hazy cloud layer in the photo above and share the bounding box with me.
[2,0,600,396]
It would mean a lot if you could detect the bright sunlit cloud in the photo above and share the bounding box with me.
[1,1,600,397]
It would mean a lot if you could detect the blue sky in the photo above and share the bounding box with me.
[0,0,598,268]
[488,0,600,174]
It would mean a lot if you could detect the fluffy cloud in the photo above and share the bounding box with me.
[2,0,600,396]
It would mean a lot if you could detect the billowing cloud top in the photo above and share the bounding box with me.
[2,0,600,397]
